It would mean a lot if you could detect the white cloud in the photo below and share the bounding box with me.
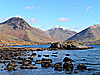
[27,18,37,24]
[0,18,7,22]
[86,6,92,11]
[57,17,71,22]
[73,26,81,29]
[24,6,34,9]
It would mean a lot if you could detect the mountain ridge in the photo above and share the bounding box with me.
[46,25,77,42]
[67,24,100,44]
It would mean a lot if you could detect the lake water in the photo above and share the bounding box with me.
[0,44,100,75]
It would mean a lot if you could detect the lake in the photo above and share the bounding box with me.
[0,44,100,75]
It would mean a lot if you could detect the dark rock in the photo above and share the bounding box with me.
[54,62,62,71]
[42,58,52,63]
[18,61,23,64]
[38,55,41,57]
[74,71,78,73]
[20,65,37,69]
[28,56,33,60]
[49,64,55,67]
[66,72,72,74]
[35,60,42,64]
[63,62,74,71]
[77,64,87,70]
[8,66,13,71]
[82,59,85,61]
[43,55,49,57]
[51,55,57,57]
[32,53,36,56]
[13,67,17,71]
[63,57,74,62]
[11,59,17,62]
[52,52,58,54]
[41,62,50,68]
[66,54,70,56]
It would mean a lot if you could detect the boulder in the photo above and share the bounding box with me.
[77,64,87,70]
[50,40,93,50]
[63,62,74,71]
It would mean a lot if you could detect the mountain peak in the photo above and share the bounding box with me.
[14,15,23,19]
[51,25,67,30]
[89,24,100,29]
[1,17,31,30]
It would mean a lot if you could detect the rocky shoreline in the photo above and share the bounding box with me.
[0,49,98,75]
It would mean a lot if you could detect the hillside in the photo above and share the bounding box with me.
[0,17,52,44]
[67,24,100,44]
[46,26,76,42]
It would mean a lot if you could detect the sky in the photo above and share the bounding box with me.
[0,0,100,32]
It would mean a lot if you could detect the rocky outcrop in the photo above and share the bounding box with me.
[50,40,93,50]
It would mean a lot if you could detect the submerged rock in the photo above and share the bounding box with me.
[50,40,93,50]
[77,64,87,70]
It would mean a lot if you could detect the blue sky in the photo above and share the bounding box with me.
[0,0,100,32]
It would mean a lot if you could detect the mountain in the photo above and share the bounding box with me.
[67,24,100,44]
[0,17,52,44]
[46,26,77,42]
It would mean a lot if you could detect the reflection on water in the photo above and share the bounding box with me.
[0,45,100,75]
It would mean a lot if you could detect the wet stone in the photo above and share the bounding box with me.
[38,55,41,57]
[63,62,74,71]
[13,67,17,71]
[77,64,87,70]
[18,61,23,64]
[74,71,78,74]
[43,55,49,57]
[35,60,42,64]
[66,54,70,56]
[54,62,62,71]
[63,57,74,62]
[66,72,72,74]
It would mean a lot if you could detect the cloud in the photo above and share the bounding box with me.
[73,26,81,29]
[57,17,71,22]
[27,18,37,24]
[0,18,7,22]
[86,6,92,11]
[24,6,34,9]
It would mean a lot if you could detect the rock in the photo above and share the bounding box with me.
[77,64,87,70]
[54,62,62,71]
[11,59,17,62]
[20,65,37,69]
[0,60,9,63]
[28,56,34,60]
[41,62,50,68]
[66,72,72,74]
[41,58,52,63]
[18,61,23,64]
[43,55,49,57]
[38,55,41,57]
[63,57,74,62]
[41,58,52,68]
[49,64,55,67]
[32,53,36,56]
[50,41,93,50]
[63,62,74,71]
[13,67,17,71]
[74,71,78,73]
[52,52,58,54]
[35,60,42,64]
[66,54,70,56]
[51,55,57,57]
[8,66,13,71]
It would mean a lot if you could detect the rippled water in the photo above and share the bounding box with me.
[1,45,100,75]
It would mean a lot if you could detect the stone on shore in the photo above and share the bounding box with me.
[50,40,93,50]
